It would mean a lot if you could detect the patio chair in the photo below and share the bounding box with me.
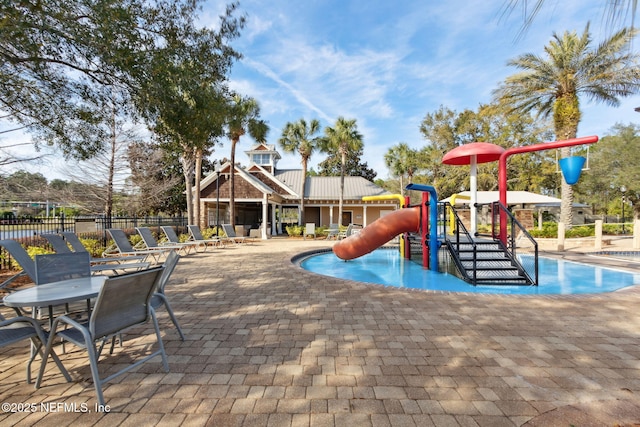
[34,252,93,321]
[187,225,224,248]
[338,224,361,240]
[60,231,147,264]
[161,226,205,253]
[221,224,249,245]
[337,224,353,240]
[35,267,169,406]
[41,234,150,275]
[135,227,193,256]
[151,250,185,340]
[303,223,316,240]
[326,224,340,240]
[0,239,37,291]
[0,312,71,384]
[104,229,168,264]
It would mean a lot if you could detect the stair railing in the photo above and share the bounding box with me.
[441,202,478,285]
[489,202,539,285]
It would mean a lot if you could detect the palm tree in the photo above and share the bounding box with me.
[320,117,363,225]
[384,142,421,195]
[503,1,638,37]
[494,24,640,226]
[278,118,322,225]
[226,94,269,228]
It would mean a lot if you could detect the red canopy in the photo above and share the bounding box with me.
[442,142,505,165]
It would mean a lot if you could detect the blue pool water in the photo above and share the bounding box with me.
[299,249,640,295]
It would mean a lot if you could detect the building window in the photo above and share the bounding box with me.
[253,153,271,165]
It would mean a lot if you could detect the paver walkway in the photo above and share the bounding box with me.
[1,238,639,426]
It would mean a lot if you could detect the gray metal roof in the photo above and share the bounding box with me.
[274,170,390,199]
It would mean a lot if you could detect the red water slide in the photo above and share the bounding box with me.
[332,206,421,260]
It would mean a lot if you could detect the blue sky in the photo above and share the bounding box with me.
[210,0,639,177]
[4,0,639,181]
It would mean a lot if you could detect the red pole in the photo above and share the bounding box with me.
[498,136,598,243]
[404,196,411,259]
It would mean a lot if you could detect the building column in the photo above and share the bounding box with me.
[363,204,368,226]
[262,194,269,240]
[271,202,278,236]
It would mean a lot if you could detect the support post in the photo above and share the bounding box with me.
[405,184,439,271]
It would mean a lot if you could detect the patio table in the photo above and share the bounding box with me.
[3,276,108,324]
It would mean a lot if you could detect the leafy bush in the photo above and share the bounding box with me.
[565,226,593,238]
[528,222,595,238]
[285,225,303,237]
[78,237,104,257]
[528,222,557,238]
[201,226,220,239]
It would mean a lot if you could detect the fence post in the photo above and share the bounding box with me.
[634,219,640,250]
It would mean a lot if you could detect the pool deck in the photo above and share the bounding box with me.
[1,237,640,426]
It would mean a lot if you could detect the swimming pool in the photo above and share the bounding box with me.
[299,249,640,295]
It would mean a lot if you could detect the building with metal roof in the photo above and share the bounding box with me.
[197,143,395,238]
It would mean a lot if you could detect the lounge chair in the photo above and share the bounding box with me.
[60,231,147,264]
[221,224,249,245]
[338,224,361,240]
[135,227,194,256]
[36,267,169,406]
[104,229,168,263]
[326,224,340,240]
[0,239,37,291]
[41,234,150,274]
[303,223,316,240]
[187,225,224,248]
[160,226,204,253]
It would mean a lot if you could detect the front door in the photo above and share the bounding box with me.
[341,211,352,226]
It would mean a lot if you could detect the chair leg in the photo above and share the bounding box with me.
[150,308,169,372]
[154,294,185,340]
[35,336,72,389]
[86,342,106,406]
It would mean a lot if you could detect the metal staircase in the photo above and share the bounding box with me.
[442,202,538,286]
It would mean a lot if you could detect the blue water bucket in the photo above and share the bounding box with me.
[559,156,586,185]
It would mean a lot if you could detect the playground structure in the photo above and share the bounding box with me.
[332,136,599,286]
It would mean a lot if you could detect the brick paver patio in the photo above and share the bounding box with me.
[1,238,639,426]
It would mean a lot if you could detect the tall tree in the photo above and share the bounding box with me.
[0,0,185,158]
[578,123,640,220]
[225,94,269,228]
[494,24,640,226]
[137,3,243,225]
[384,143,422,195]
[502,1,638,38]
[278,118,322,224]
[317,147,377,181]
[320,117,364,225]
[64,98,138,218]
[128,141,185,215]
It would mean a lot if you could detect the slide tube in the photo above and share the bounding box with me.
[332,206,421,260]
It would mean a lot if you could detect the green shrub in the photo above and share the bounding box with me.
[78,238,104,257]
[201,226,220,239]
[285,225,303,237]
[565,226,593,238]
[528,222,596,238]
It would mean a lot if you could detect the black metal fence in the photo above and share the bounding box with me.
[0,215,188,271]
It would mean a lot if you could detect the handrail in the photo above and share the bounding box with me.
[442,202,478,285]
[490,202,538,285]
